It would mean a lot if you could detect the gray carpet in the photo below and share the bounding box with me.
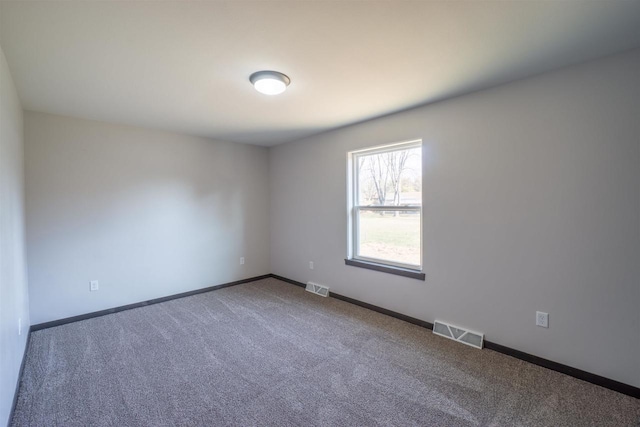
[11,278,640,426]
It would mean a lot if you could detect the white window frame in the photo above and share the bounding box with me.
[347,139,423,272]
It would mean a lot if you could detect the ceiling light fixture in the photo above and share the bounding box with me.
[249,70,290,95]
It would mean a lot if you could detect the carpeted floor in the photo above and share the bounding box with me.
[11,277,640,426]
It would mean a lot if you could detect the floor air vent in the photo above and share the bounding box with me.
[433,320,484,349]
[306,282,330,297]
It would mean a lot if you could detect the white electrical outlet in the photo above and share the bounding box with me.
[90,280,99,292]
[309,261,314,270]
[18,318,22,336]
[240,257,245,265]
[536,311,549,328]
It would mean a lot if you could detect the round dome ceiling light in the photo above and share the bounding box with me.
[249,70,291,95]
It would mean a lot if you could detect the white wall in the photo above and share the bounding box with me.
[0,47,30,426]
[25,112,270,324]
[270,49,640,387]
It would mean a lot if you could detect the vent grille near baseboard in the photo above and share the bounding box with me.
[433,320,484,349]
[306,282,330,297]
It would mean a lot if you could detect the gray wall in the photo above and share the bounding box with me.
[269,49,640,387]
[25,112,270,325]
[0,47,30,426]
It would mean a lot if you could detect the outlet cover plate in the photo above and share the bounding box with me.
[536,311,549,328]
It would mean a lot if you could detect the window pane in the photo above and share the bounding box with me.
[357,146,422,206]
[357,209,420,266]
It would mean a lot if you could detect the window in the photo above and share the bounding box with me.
[347,140,424,279]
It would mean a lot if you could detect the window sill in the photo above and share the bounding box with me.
[344,259,425,281]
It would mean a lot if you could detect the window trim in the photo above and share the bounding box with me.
[344,258,426,281]
[347,139,423,275]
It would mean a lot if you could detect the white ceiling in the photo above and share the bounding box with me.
[1,1,640,146]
